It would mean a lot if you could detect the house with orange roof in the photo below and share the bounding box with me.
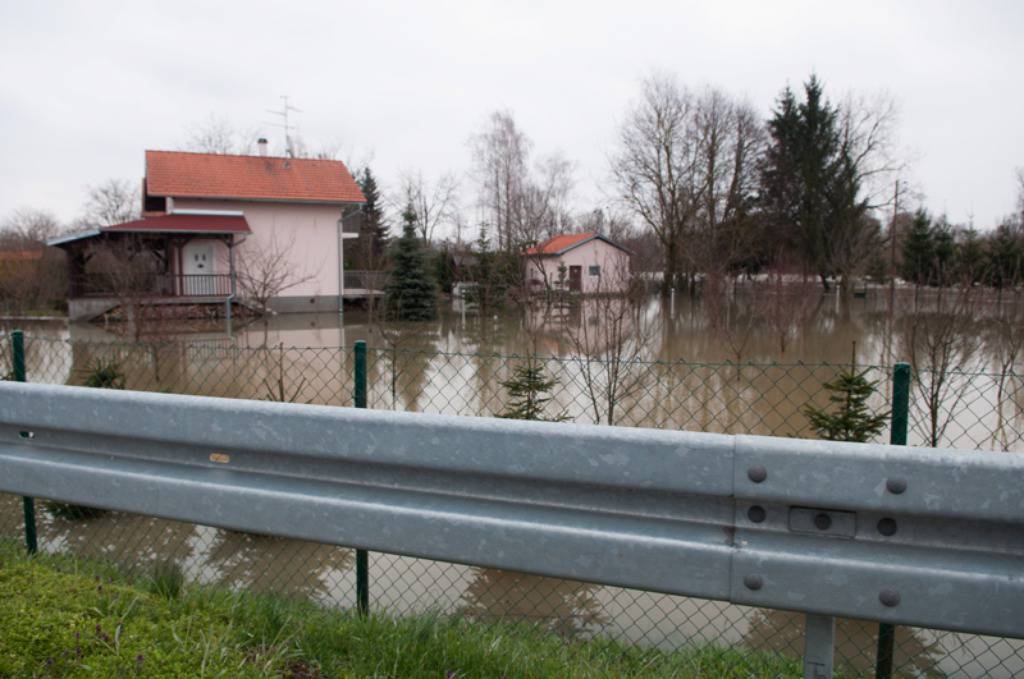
[523,233,631,295]
[49,141,369,321]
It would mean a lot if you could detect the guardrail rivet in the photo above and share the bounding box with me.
[886,478,907,494]
[747,505,766,523]
[747,466,767,483]
[879,589,901,607]
[743,574,763,591]
[877,517,898,536]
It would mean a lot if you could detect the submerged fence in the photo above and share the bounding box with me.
[2,330,1023,677]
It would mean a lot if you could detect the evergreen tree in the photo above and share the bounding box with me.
[930,218,956,286]
[761,76,862,290]
[358,167,389,265]
[804,368,889,443]
[955,227,986,284]
[470,224,515,310]
[986,221,1024,289]
[384,205,438,321]
[900,209,935,285]
[498,362,568,422]
[761,76,839,288]
[433,244,456,294]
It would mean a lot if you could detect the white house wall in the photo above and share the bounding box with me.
[173,198,345,312]
[527,239,631,294]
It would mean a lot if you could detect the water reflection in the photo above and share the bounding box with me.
[743,608,943,678]
[460,568,606,638]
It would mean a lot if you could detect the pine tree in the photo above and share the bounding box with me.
[761,76,852,289]
[358,167,389,265]
[900,209,935,285]
[384,205,438,321]
[804,368,889,443]
[955,227,985,284]
[986,221,1024,289]
[498,362,568,422]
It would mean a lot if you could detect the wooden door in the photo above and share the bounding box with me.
[568,265,582,292]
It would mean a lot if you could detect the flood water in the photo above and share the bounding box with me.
[4,285,1023,677]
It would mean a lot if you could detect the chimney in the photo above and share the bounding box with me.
[257,138,268,157]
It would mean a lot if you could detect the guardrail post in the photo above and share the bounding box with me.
[875,361,910,679]
[354,340,369,616]
[804,613,835,679]
[12,330,37,555]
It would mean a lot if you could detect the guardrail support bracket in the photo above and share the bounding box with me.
[803,613,835,679]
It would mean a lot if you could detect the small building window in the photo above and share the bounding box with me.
[588,265,601,277]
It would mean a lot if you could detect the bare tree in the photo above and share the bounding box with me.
[85,238,164,340]
[470,110,531,253]
[397,170,460,243]
[0,208,62,243]
[78,179,140,228]
[755,260,821,354]
[837,91,905,210]
[565,262,658,425]
[690,88,765,280]
[901,286,983,447]
[236,233,318,315]
[181,114,261,155]
[517,152,575,246]
[703,263,755,367]
[988,287,1024,449]
[611,74,701,294]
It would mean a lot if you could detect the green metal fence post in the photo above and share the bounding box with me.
[12,330,37,555]
[876,362,910,679]
[354,340,369,616]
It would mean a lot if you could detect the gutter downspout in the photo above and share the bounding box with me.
[226,235,245,335]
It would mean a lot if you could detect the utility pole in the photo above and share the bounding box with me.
[886,179,901,384]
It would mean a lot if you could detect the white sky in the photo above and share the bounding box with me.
[1,0,1021,232]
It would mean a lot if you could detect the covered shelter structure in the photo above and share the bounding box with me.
[48,210,251,321]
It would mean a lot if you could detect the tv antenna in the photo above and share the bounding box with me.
[266,95,303,157]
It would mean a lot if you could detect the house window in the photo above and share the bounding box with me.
[588,265,601,277]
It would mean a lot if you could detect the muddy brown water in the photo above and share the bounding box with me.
[3,287,1022,676]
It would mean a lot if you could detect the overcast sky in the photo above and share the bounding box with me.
[1,0,1021,232]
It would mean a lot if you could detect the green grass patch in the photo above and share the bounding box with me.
[0,541,800,677]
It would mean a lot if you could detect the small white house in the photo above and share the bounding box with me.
[523,233,631,294]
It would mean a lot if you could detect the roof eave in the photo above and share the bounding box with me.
[148,192,365,206]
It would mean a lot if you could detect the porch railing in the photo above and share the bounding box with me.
[344,270,389,291]
[71,273,234,299]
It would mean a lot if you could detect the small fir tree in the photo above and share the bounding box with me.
[498,362,568,422]
[384,205,438,321]
[358,167,389,266]
[900,209,935,285]
[804,366,889,443]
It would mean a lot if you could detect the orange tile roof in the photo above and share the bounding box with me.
[146,150,365,204]
[524,232,598,255]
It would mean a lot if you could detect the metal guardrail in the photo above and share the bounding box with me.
[0,380,1021,677]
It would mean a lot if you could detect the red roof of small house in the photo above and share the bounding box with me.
[47,213,252,248]
[104,213,251,234]
[145,150,365,204]
[524,232,630,256]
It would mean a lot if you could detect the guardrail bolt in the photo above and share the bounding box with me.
[885,478,907,495]
[747,505,766,523]
[879,589,901,607]
[877,517,898,536]
[743,574,764,591]
[814,512,832,530]
[747,465,767,483]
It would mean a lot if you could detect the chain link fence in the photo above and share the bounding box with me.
[2,332,1022,677]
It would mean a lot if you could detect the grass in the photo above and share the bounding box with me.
[0,541,801,678]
